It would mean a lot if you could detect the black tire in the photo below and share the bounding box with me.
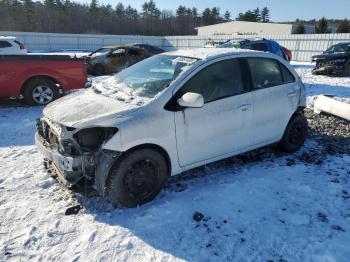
[279,114,308,153]
[22,78,59,106]
[92,64,105,76]
[106,148,168,207]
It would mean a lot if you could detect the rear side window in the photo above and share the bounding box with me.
[181,59,244,103]
[280,64,296,83]
[0,41,12,48]
[247,58,283,89]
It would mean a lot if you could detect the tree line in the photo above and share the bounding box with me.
[294,18,350,34]
[0,0,235,35]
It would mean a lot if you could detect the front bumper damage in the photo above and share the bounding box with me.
[35,117,121,194]
[312,61,346,75]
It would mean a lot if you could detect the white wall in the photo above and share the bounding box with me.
[196,21,293,36]
[1,31,350,62]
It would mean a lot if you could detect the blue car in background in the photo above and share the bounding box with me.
[218,38,290,61]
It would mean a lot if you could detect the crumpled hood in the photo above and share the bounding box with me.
[43,89,140,128]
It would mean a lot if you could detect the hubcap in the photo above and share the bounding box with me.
[123,159,158,199]
[32,85,54,104]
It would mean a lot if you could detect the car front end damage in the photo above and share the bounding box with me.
[312,57,348,75]
[35,116,120,194]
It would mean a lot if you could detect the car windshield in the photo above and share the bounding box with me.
[89,47,112,57]
[326,44,350,53]
[93,54,198,104]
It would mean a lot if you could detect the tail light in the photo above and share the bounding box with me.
[20,44,26,50]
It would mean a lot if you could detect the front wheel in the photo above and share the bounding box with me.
[22,78,59,106]
[279,114,308,153]
[106,148,168,207]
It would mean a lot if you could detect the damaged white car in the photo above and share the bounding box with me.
[36,48,308,207]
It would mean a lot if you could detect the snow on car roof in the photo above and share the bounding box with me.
[0,36,16,40]
[164,48,256,60]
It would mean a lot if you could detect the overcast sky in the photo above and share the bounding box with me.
[74,0,349,21]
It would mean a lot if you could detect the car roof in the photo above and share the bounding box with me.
[164,48,265,60]
[102,45,143,50]
[0,36,16,41]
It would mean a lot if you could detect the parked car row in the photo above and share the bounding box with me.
[0,37,165,105]
[214,38,292,61]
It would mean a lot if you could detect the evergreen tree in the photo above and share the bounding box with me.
[115,2,125,18]
[316,17,328,33]
[253,8,261,22]
[294,23,305,34]
[261,7,270,22]
[224,10,231,22]
[236,10,257,22]
[337,19,350,33]
[202,8,212,26]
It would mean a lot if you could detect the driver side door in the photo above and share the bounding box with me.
[173,58,253,167]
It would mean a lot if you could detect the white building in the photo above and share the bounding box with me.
[196,21,293,36]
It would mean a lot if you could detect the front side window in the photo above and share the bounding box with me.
[180,59,244,103]
[247,58,283,89]
[0,41,12,48]
[280,64,296,83]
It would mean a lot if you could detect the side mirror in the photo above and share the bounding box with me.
[177,92,204,108]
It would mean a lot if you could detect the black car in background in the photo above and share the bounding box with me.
[312,42,350,76]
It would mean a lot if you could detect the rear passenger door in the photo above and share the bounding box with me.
[173,58,253,167]
[246,57,299,146]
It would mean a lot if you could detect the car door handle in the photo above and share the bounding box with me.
[238,104,251,111]
[287,91,297,97]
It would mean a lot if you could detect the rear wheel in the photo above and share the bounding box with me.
[22,78,59,106]
[279,114,308,153]
[106,148,168,207]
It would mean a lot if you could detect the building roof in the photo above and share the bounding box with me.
[195,21,293,36]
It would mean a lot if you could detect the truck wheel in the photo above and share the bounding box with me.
[106,148,168,208]
[279,114,308,153]
[22,78,59,106]
[92,65,105,76]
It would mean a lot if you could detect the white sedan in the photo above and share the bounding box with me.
[0,36,27,55]
[36,48,308,207]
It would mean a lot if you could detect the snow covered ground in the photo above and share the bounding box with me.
[1,63,350,262]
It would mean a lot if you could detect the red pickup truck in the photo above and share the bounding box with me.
[0,55,87,105]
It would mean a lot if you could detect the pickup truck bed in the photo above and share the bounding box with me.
[0,55,87,105]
